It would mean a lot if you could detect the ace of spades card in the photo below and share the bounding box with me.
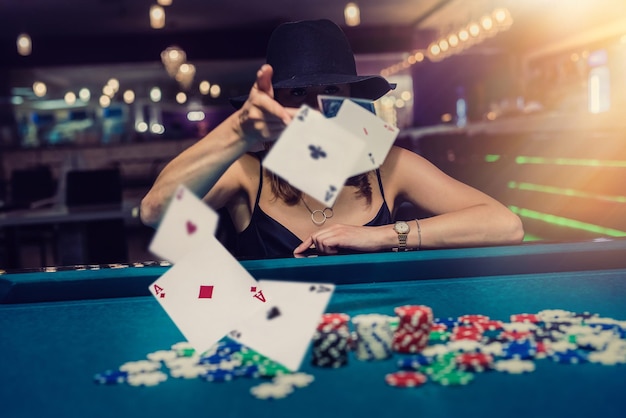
[228,280,335,371]
[148,184,219,263]
[262,105,367,207]
[148,239,268,354]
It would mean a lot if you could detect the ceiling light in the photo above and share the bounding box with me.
[78,88,91,101]
[175,63,196,90]
[99,95,111,108]
[209,84,221,98]
[123,90,135,104]
[33,81,47,97]
[344,3,360,27]
[150,87,162,102]
[107,78,120,92]
[161,46,186,77]
[17,33,32,56]
[199,80,211,95]
[64,92,77,105]
[150,5,165,29]
[157,0,172,5]
[176,92,187,104]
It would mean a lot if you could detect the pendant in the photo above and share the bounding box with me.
[310,207,334,226]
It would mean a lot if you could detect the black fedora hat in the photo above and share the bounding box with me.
[230,19,395,108]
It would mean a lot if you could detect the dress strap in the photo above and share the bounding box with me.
[375,169,386,203]
[253,155,263,207]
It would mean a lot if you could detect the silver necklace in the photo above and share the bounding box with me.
[301,197,334,226]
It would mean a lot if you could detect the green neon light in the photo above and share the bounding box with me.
[515,156,626,167]
[484,154,501,163]
[507,181,626,203]
[509,206,626,237]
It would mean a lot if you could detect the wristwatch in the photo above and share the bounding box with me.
[393,221,410,252]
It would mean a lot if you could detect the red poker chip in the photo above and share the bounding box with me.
[510,314,540,323]
[450,332,482,342]
[431,323,447,332]
[456,352,494,366]
[385,371,428,387]
[480,320,504,331]
[458,314,490,325]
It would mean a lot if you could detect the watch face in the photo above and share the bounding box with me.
[395,221,410,234]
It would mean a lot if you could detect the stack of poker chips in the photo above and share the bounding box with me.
[392,305,433,353]
[351,314,395,360]
[311,313,351,368]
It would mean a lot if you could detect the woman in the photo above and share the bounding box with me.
[140,19,524,258]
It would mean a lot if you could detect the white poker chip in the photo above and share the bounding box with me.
[170,365,210,379]
[421,345,450,357]
[536,309,573,322]
[119,360,162,374]
[501,322,537,332]
[171,341,194,351]
[480,342,505,357]
[127,371,168,386]
[548,341,577,354]
[588,350,626,365]
[273,373,315,388]
[165,356,201,369]
[250,382,295,400]
[446,340,482,353]
[494,359,535,374]
[147,350,178,362]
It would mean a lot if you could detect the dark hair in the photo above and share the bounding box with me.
[267,171,372,206]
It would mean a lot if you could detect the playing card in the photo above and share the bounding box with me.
[317,95,376,118]
[262,105,367,207]
[333,99,400,176]
[148,237,268,353]
[228,280,335,371]
[149,184,219,263]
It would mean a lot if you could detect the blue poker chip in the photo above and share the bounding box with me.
[202,369,236,382]
[93,369,129,385]
[550,349,589,364]
[199,353,232,365]
[233,364,261,378]
[434,317,458,328]
[502,340,537,360]
[397,354,433,370]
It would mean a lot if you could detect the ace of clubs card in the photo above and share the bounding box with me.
[262,105,367,207]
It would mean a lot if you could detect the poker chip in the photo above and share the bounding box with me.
[127,371,168,386]
[170,365,210,379]
[273,373,315,388]
[432,370,474,386]
[385,371,428,387]
[93,369,128,385]
[458,314,490,325]
[202,369,236,382]
[455,352,494,372]
[494,359,535,374]
[250,382,295,399]
[119,360,162,374]
[147,350,178,363]
[510,313,540,323]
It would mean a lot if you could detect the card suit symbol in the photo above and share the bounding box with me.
[250,286,257,293]
[186,220,197,235]
[160,293,166,298]
[368,152,375,164]
[230,330,242,339]
[363,127,369,135]
[297,107,309,121]
[308,145,327,160]
[309,285,316,292]
[267,306,281,320]
[324,185,337,202]
[198,285,214,299]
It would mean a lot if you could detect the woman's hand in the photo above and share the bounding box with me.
[293,224,392,255]
[235,64,295,146]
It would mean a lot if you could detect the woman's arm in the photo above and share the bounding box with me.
[383,146,524,249]
[294,146,524,255]
[140,64,292,227]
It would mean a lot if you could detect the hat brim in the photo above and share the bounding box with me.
[229,74,396,109]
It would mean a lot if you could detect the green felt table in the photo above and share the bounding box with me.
[1,239,626,418]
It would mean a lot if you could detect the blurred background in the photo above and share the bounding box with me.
[1,0,625,269]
